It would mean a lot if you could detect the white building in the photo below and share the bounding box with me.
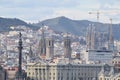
[85,50,113,64]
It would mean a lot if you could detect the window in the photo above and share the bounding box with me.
[100,78,102,80]
[67,73,69,76]
[33,72,34,75]
[61,77,63,80]
[61,73,63,75]
[53,77,55,80]
[49,41,51,46]
[58,77,60,80]
[79,77,83,80]
[67,77,69,80]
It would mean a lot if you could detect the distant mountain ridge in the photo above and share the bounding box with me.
[34,16,120,40]
[0,16,120,40]
[0,17,37,32]
[34,16,93,35]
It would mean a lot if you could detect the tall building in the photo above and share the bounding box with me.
[86,23,114,64]
[38,27,46,58]
[86,23,114,51]
[86,24,96,50]
[64,35,72,59]
[46,38,54,59]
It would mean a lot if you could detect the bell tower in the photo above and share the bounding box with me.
[64,35,72,59]
[46,38,54,59]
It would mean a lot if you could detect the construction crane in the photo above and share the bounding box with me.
[89,11,100,22]
[88,10,103,50]
[88,10,116,50]
[88,10,120,22]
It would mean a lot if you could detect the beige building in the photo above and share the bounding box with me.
[26,61,104,80]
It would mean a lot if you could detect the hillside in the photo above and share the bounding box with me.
[0,16,120,40]
[34,16,120,40]
[0,17,37,32]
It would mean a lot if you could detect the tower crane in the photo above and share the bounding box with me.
[88,10,120,22]
[88,10,103,50]
[89,11,100,22]
[88,10,117,50]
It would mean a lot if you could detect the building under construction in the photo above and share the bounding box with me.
[86,22,114,51]
[86,20,114,64]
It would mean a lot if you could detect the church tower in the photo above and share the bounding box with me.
[64,35,72,59]
[29,46,33,58]
[108,18,114,51]
[46,38,54,59]
[38,27,46,58]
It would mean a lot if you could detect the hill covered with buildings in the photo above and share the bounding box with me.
[0,16,120,40]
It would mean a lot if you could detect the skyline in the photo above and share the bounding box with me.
[0,0,120,23]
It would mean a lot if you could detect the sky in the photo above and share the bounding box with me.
[0,0,120,23]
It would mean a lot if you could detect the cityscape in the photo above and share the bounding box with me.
[0,0,120,80]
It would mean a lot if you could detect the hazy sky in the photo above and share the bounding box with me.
[0,0,120,23]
